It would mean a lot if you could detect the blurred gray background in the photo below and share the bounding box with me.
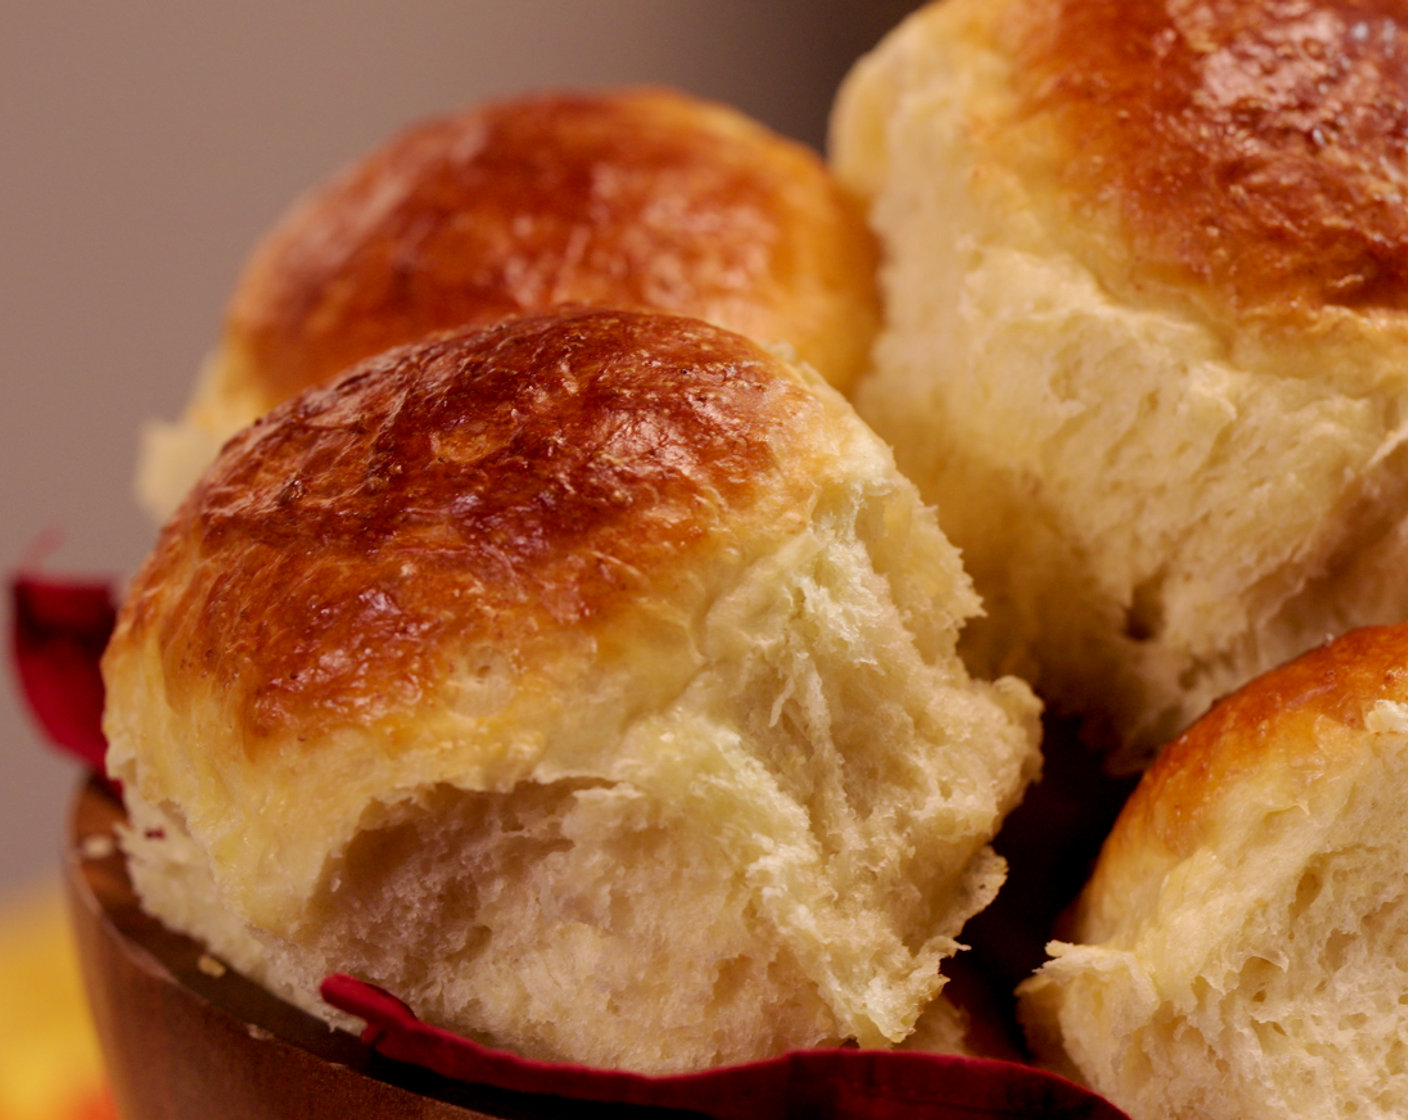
[0,1,918,895]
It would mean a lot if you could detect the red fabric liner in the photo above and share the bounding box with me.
[321,975,1129,1120]
[10,574,116,775]
[9,573,1128,1119]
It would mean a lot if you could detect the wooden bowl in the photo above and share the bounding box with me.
[63,778,693,1120]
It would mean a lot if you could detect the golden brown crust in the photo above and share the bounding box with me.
[116,307,827,749]
[222,87,878,408]
[1008,0,1408,318]
[1107,624,1408,863]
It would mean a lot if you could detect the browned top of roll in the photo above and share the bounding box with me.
[1104,624,1408,866]
[1009,0,1408,317]
[221,87,877,409]
[114,308,829,749]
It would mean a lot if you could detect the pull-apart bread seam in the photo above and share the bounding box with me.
[831,0,1408,764]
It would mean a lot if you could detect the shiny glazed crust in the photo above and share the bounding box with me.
[1077,624,1408,941]
[126,310,821,747]
[104,307,1042,1072]
[1002,0,1408,320]
[138,87,879,524]
[208,87,877,426]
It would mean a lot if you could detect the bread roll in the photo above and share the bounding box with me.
[103,307,1041,1073]
[139,87,880,521]
[831,0,1408,765]
[1018,623,1408,1118]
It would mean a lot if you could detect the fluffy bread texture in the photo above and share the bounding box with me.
[1018,623,1408,1118]
[103,307,1041,1073]
[831,0,1408,765]
[138,86,879,522]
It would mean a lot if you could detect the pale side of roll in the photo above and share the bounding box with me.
[1019,624,1408,1118]
[104,307,1041,1074]
[138,86,880,522]
[831,0,1408,766]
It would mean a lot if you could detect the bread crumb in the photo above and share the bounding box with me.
[197,954,227,978]
[80,834,115,861]
[1366,700,1408,734]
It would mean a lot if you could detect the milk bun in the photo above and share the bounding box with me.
[831,0,1408,765]
[103,307,1041,1073]
[139,87,879,520]
[1019,623,1408,1118]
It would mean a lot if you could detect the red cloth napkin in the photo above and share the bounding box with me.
[322,974,1127,1119]
[9,573,1129,1120]
[10,574,115,774]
